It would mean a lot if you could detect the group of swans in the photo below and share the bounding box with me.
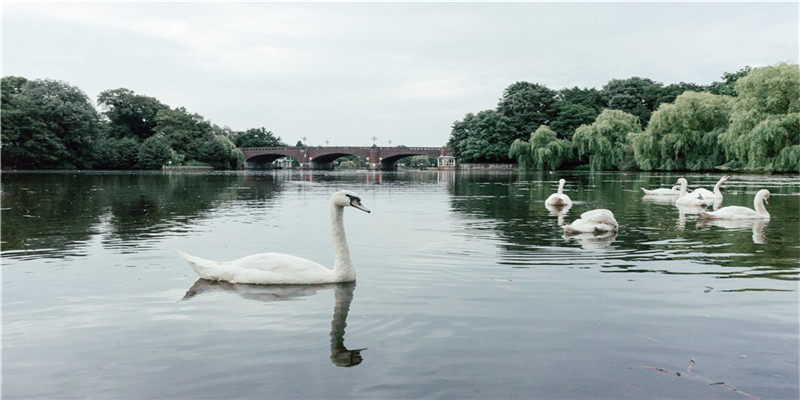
[178,190,370,285]
[178,181,772,286]
[543,179,618,235]
[641,176,771,220]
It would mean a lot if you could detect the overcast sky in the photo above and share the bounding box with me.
[2,2,798,147]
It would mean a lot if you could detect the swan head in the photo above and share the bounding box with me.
[758,189,770,205]
[332,190,370,213]
[675,178,688,185]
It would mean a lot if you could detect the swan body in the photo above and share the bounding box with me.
[674,178,710,207]
[641,185,681,196]
[178,190,370,284]
[545,178,572,206]
[699,189,770,220]
[563,209,618,235]
[691,176,731,200]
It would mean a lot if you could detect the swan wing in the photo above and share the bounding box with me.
[178,250,335,284]
[700,206,766,220]
[691,188,718,199]
[545,193,572,206]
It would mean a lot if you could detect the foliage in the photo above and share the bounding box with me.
[572,109,642,171]
[496,82,558,138]
[508,125,573,170]
[333,155,366,169]
[1,77,102,169]
[448,110,516,163]
[632,91,731,171]
[232,127,284,148]
[97,88,168,140]
[718,63,800,172]
[198,135,244,170]
[400,155,435,168]
[138,136,172,169]
[600,77,664,128]
[708,66,753,97]
[154,106,213,162]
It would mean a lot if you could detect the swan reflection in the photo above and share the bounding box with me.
[675,203,708,230]
[563,231,617,250]
[183,280,365,367]
[698,219,768,244]
[545,203,572,226]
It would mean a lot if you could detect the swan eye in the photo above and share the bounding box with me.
[346,194,361,205]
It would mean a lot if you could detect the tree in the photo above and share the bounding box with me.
[199,135,244,169]
[138,136,172,169]
[632,91,731,171]
[601,77,664,128]
[448,110,516,163]
[718,63,800,172]
[155,106,213,161]
[497,82,558,138]
[509,125,573,170]
[97,88,168,140]
[572,109,642,171]
[708,66,753,97]
[1,78,102,169]
[232,127,284,148]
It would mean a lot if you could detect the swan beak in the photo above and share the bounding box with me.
[350,199,371,213]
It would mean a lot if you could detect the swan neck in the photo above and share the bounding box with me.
[754,195,769,216]
[679,180,688,196]
[713,180,723,196]
[330,203,355,280]
[557,180,565,195]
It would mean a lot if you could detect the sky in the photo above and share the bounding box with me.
[2,2,798,147]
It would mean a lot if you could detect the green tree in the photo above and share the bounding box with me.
[718,63,800,172]
[155,106,213,161]
[232,127,284,147]
[509,125,573,170]
[708,66,753,97]
[497,82,558,138]
[572,109,642,171]
[1,78,102,169]
[97,88,168,140]
[632,91,731,171]
[117,137,141,169]
[601,77,663,128]
[199,135,244,169]
[138,136,172,169]
[449,110,516,163]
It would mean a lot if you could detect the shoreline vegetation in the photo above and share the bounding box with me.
[2,62,798,173]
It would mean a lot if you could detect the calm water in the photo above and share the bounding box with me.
[2,170,798,399]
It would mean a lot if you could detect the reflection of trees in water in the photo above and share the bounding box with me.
[1,172,284,257]
[183,279,364,367]
[447,171,799,280]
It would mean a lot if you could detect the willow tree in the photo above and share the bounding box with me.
[632,91,731,171]
[718,62,800,172]
[509,125,572,170]
[572,109,641,171]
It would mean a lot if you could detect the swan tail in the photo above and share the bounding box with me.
[176,250,224,280]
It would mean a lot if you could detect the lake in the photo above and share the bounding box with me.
[2,170,798,399]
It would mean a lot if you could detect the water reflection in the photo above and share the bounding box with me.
[182,280,365,367]
[698,219,768,244]
[545,203,571,226]
[562,231,617,250]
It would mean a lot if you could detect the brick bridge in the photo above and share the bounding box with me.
[239,146,454,170]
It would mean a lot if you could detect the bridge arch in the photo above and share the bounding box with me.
[240,146,452,170]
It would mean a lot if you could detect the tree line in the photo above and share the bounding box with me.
[1,78,286,170]
[449,62,799,172]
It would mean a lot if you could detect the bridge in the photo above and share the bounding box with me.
[239,146,455,170]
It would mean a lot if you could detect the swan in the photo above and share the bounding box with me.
[674,178,710,207]
[177,190,370,284]
[641,185,681,196]
[699,189,770,220]
[691,176,732,200]
[563,209,618,235]
[545,178,572,206]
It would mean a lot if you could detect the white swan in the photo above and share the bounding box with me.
[641,185,681,196]
[674,178,710,207]
[545,178,572,206]
[563,209,618,235]
[177,190,370,284]
[699,189,770,220]
[691,176,731,200]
